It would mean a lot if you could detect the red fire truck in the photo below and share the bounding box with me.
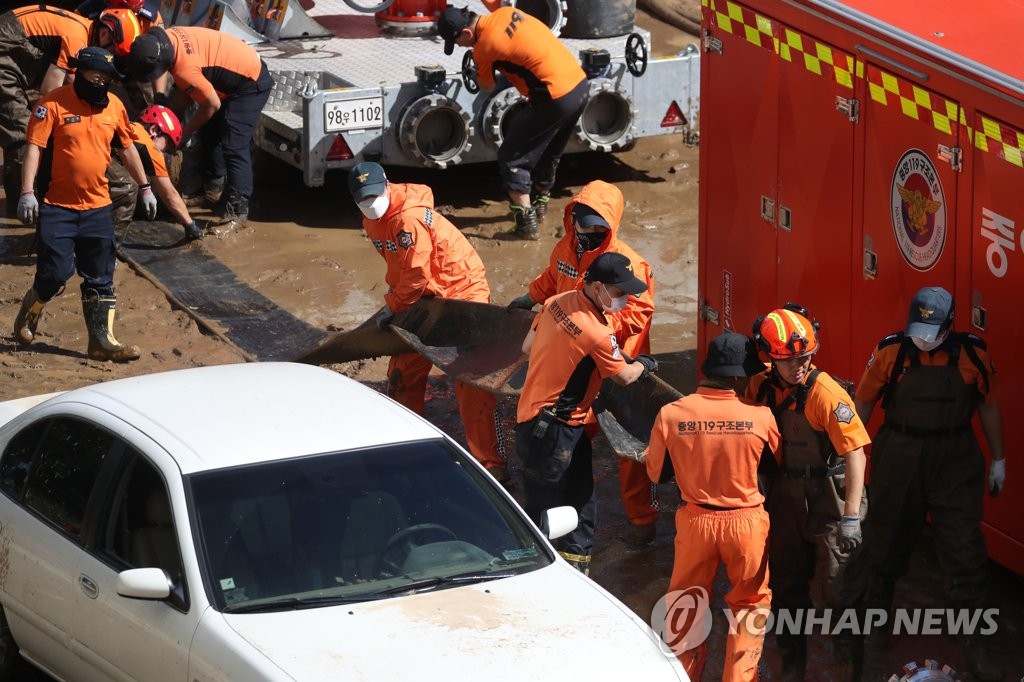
[696,0,1024,574]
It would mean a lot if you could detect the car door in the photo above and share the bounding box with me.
[0,415,119,680]
[70,443,198,682]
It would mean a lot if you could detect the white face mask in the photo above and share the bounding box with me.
[599,285,628,313]
[911,331,946,352]
[357,192,390,220]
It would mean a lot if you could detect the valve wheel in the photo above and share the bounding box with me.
[462,50,480,94]
[625,32,648,77]
[342,0,395,12]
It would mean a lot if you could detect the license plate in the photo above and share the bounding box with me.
[324,97,384,133]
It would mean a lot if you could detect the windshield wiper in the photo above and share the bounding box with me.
[223,593,389,613]
[371,570,518,596]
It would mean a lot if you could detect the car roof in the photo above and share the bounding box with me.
[41,363,446,474]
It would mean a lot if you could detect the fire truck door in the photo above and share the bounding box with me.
[698,1,779,339]
[969,111,1024,575]
[774,26,855,371]
[854,65,960,362]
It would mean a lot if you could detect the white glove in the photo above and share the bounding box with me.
[17,192,38,225]
[139,184,158,220]
[988,458,1005,497]
[838,515,862,552]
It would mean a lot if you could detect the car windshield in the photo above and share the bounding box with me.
[188,439,550,611]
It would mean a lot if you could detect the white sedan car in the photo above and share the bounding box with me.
[0,363,685,681]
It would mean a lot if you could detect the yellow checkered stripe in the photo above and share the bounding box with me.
[700,0,1022,172]
[972,114,1024,168]
[866,68,959,135]
[776,26,854,89]
[701,0,774,51]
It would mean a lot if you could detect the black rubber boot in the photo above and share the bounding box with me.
[961,634,1003,681]
[223,192,249,225]
[833,632,865,682]
[531,191,550,223]
[511,204,539,240]
[13,288,45,345]
[777,631,807,682]
[82,289,140,362]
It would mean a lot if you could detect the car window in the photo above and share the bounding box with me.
[22,418,114,539]
[97,453,188,609]
[189,439,551,611]
[0,420,48,498]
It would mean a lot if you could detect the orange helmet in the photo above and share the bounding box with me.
[91,8,143,57]
[140,105,182,148]
[106,0,145,12]
[753,303,820,360]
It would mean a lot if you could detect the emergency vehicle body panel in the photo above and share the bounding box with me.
[697,0,1024,573]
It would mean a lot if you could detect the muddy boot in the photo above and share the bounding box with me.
[833,632,864,682]
[3,143,25,217]
[511,204,539,240]
[204,176,226,205]
[13,288,45,345]
[960,634,1002,681]
[531,191,550,223]
[82,289,140,362]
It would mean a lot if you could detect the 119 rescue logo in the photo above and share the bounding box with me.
[891,149,947,271]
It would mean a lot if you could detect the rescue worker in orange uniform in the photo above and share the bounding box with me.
[347,161,508,481]
[516,252,659,574]
[841,287,1005,682]
[13,47,157,362]
[126,25,274,228]
[109,104,201,240]
[0,4,91,209]
[508,179,660,546]
[646,331,781,681]
[746,304,869,682]
[437,5,588,239]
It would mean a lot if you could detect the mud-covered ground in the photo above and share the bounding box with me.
[1,10,1023,681]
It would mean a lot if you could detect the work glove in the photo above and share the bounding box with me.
[184,219,204,241]
[838,515,862,553]
[17,191,38,225]
[507,293,536,311]
[634,354,658,379]
[375,306,395,329]
[989,458,1005,497]
[139,184,158,220]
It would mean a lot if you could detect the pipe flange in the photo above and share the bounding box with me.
[574,79,637,153]
[397,93,474,169]
[888,660,960,682]
[509,0,567,36]
[481,87,526,150]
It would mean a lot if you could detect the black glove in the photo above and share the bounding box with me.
[634,354,658,379]
[184,219,204,240]
[507,293,536,311]
[375,306,395,329]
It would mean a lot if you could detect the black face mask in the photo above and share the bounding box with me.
[575,229,607,252]
[73,77,110,108]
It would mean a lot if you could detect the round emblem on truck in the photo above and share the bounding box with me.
[890,149,947,271]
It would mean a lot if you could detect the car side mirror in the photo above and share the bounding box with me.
[117,567,173,600]
[541,506,578,540]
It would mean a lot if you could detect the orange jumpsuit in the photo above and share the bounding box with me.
[362,183,502,471]
[647,386,781,681]
[527,180,658,527]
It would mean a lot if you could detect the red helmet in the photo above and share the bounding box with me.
[140,105,183,148]
[106,0,145,12]
[753,303,820,360]
[91,8,143,57]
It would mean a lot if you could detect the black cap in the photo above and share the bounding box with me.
[906,286,954,342]
[437,7,473,56]
[583,252,647,295]
[572,204,609,229]
[126,27,173,82]
[348,162,388,201]
[701,331,765,378]
[69,46,124,78]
